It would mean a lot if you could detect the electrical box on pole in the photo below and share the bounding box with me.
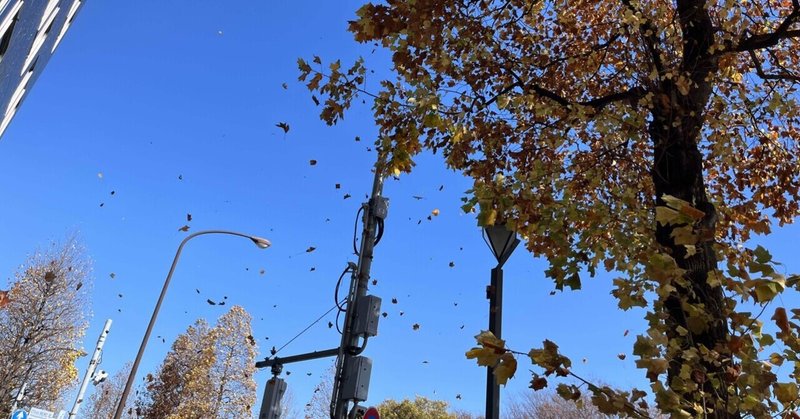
[258,377,287,419]
[341,356,372,402]
[353,296,381,338]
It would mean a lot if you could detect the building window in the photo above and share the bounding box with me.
[0,0,22,62]
[21,3,57,75]
[0,62,34,136]
[51,0,80,52]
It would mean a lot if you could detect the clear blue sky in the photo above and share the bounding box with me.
[1,1,798,416]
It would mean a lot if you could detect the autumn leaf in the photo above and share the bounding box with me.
[178,225,190,232]
[305,246,316,253]
[276,122,290,133]
[310,159,317,166]
[494,352,517,385]
[412,323,420,331]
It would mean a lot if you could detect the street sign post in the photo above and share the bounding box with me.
[10,410,27,419]
[27,408,54,419]
[364,406,380,419]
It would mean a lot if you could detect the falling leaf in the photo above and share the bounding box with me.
[412,323,420,331]
[186,213,192,222]
[246,335,256,346]
[372,279,378,285]
[624,329,629,336]
[343,193,351,199]
[178,225,190,232]
[438,185,444,191]
[460,325,465,329]
[355,136,361,142]
[260,269,265,275]
[391,298,398,304]
[382,312,388,318]
[118,294,123,298]
[422,360,429,364]
[270,346,277,356]
[310,267,316,272]
[178,174,183,180]
[335,183,341,189]
[412,195,424,200]
[276,122,290,133]
[427,215,432,221]
[76,282,83,291]
[196,289,200,294]
[109,273,116,279]
[311,95,320,105]
[306,246,316,253]
[99,203,104,207]
[219,301,226,306]
[400,311,405,316]
[110,190,116,195]
[432,209,440,216]
[310,159,317,166]
[617,353,626,360]
[449,261,455,268]
[207,299,217,305]
[281,82,288,89]
[328,321,333,328]
[97,172,104,180]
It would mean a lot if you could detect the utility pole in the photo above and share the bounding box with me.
[254,166,387,419]
[69,319,112,418]
[331,169,386,419]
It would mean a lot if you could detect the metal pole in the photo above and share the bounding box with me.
[485,266,503,419]
[10,382,26,412]
[70,319,112,418]
[112,230,270,419]
[331,170,385,419]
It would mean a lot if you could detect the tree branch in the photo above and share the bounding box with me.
[734,3,800,52]
[748,50,800,82]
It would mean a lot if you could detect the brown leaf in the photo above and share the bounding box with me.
[276,122,290,133]
[412,323,420,331]
[306,246,316,253]
[310,159,317,166]
[178,225,190,232]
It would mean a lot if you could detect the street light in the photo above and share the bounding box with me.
[113,230,271,419]
[483,224,519,419]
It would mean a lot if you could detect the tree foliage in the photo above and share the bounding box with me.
[377,396,456,419]
[0,238,91,417]
[138,306,257,419]
[301,0,800,417]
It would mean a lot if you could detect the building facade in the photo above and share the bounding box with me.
[0,0,84,138]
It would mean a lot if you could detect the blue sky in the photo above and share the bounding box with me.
[1,1,798,417]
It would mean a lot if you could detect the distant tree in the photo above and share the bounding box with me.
[83,363,132,419]
[139,306,257,419]
[377,396,455,419]
[506,388,668,419]
[206,305,257,418]
[304,363,334,419]
[138,319,215,419]
[0,238,91,416]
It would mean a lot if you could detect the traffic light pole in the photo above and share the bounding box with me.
[70,319,113,419]
[331,169,386,419]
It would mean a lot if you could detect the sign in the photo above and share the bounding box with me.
[10,410,27,419]
[27,408,53,419]
[364,406,380,419]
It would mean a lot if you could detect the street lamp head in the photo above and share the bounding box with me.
[483,224,520,267]
[250,236,272,249]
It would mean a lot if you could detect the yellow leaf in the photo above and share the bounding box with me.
[774,383,798,405]
[494,353,517,385]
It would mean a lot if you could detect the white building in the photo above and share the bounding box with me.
[0,0,85,138]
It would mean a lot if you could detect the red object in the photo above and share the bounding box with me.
[364,407,380,419]
[0,290,9,309]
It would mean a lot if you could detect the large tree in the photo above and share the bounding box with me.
[84,363,133,419]
[138,306,257,419]
[301,0,800,417]
[0,238,91,416]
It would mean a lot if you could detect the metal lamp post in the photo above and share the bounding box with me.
[483,224,520,419]
[112,230,271,419]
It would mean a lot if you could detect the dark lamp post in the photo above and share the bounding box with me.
[483,223,519,419]
[112,230,271,419]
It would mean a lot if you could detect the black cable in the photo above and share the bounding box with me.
[353,206,364,255]
[374,218,384,246]
[272,300,344,357]
[334,265,352,312]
